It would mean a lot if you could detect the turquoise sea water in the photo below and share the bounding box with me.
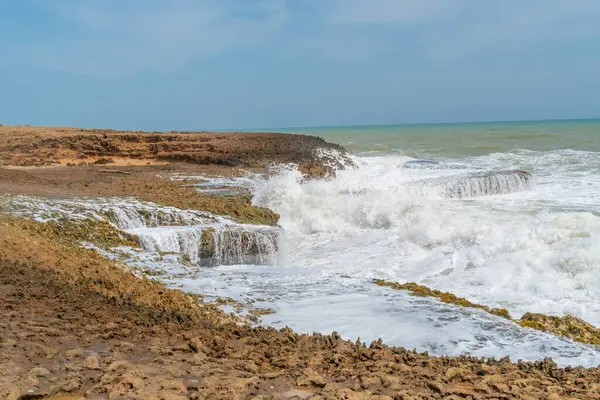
[268,119,600,157]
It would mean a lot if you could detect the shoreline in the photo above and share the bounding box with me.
[2,126,600,399]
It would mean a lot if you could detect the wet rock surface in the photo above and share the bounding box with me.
[376,279,600,348]
[2,217,600,399]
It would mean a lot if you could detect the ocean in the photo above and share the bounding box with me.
[203,119,600,366]
[261,118,600,157]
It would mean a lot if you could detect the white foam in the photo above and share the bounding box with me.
[215,150,600,366]
[6,149,600,366]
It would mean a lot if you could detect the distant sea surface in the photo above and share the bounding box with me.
[259,119,600,157]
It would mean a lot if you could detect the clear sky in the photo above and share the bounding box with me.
[1,0,599,130]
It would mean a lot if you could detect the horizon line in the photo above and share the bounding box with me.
[221,116,600,133]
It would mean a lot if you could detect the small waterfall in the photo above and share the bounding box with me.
[4,195,280,267]
[105,207,216,229]
[431,170,532,198]
[207,226,279,266]
[127,225,279,267]
[108,207,148,229]
[129,226,205,264]
[4,196,219,228]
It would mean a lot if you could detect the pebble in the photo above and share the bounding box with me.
[83,355,101,370]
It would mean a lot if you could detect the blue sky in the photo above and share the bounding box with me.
[1,0,599,130]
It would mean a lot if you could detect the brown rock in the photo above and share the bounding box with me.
[65,348,84,359]
[60,375,82,392]
[83,355,101,370]
[490,381,511,393]
[427,380,445,393]
[119,342,135,352]
[189,337,209,353]
[359,374,381,389]
[444,367,466,381]
[107,360,131,372]
[298,368,327,388]
[29,367,51,377]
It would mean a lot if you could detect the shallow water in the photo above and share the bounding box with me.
[189,122,600,367]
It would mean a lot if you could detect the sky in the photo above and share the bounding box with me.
[1,0,599,131]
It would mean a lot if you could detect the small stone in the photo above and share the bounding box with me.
[427,381,445,393]
[161,379,186,392]
[61,377,82,392]
[490,381,511,393]
[189,337,208,353]
[83,355,101,370]
[172,343,190,352]
[298,368,326,388]
[65,348,84,359]
[359,374,381,389]
[107,360,131,372]
[120,342,135,352]
[105,322,119,330]
[30,367,51,377]
[445,367,466,381]
[473,382,491,394]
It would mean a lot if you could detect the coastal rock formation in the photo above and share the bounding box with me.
[0,125,356,177]
[376,279,600,347]
[3,196,281,267]
[519,313,600,346]
[375,280,512,320]
[3,124,600,399]
[131,224,280,267]
[3,217,600,399]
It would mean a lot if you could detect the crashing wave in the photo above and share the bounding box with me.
[401,159,440,168]
[426,170,532,198]
[312,148,357,172]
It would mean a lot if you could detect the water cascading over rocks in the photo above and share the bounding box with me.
[425,170,532,198]
[2,196,280,267]
[130,225,279,267]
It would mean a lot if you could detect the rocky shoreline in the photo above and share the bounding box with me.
[2,126,600,399]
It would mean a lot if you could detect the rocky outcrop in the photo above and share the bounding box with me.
[376,279,600,347]
[375,280,511,319]
[4,219,600,399]
[0,125,355,177]
[3,196,281,267]
[519,313,600,346]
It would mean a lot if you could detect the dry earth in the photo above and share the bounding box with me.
[0,125,352,177]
